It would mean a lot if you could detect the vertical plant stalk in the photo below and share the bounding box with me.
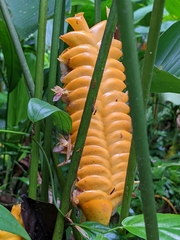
[41,0,65,202]
[51,151,65,190]
[29,0,48,199]
[119,140,136,226]
[141,0,165,107]
[52,2,118,239]
[0,0,34,97]
[94,0,101,23]
[115,1,159,240]
[120,0,165,225]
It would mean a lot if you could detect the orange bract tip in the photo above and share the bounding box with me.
[80,199,113,225]
[90,20,107,42]
[60,31,97,48]
[66,12,89,32]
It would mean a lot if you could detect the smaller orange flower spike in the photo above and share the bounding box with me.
[80,199,113,225]
[0,204,24,240]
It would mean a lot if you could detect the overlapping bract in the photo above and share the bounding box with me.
[59,13,132,225]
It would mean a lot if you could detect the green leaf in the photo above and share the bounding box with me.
[79,221,126,240]
[0,20,22,92]
[160,93,180,105]
[155,21,180,77]
[151,66,180,93]
[4,0,71,40]
[52,110,72,135]
[0,204,31,240]
[7,76,29,129]
[151,21,180,93]
[94,234,108,240]
[135,21,175,35]
[122,214,180,240]
[134,5,153,24]
[28,98,72,134]
[5,0,54,40]
[72,0,94,7]
[16,177,29,185]
[165,0,180,20]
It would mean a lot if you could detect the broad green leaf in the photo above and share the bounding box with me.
[122,214,180,240]
[0,204,31,240]
[155,21,180,77]
[6,49,36,128]
[151,21,180,93]
[160,93,180,105]
[134,5,153,24]
[4,0,71,40]
[5,0,54,40]
[94,234,108,240]
[52,110,72,135]
[7,77,29,128]
[151,67,180,93]
[80,221,126,240]
[72,0,94,6]
[135,21,175,35]
[0,20,22,92]
[165,0,180,20]
[28,98,72,134]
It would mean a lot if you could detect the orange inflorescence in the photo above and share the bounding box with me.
[57,12,132,225]
[0,204,24,239]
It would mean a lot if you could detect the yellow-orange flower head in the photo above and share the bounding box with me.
[58,13,132,225]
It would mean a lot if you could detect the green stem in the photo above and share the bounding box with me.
[0,129,29,136]
[32,138,64,216]
[0,0,34,97]
[119,0,165,226]
[115,1,159,239]
[119,140,136,226]
[94,0,101,23]
[51,151,65,190]
[3,155,11,189]
[41,121,51,201]
[29,0,48,199]
[41,0,65,202]
[52,2,118,239]
[141,0,165,107]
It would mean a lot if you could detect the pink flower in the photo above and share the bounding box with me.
[51,86,69,102]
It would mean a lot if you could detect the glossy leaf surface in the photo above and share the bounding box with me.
[79,221,126,240]
[155,21,180,77]
[3,0,71,40]
[0,20,22,92]
[151,21,180,93]
[151,67,180,93]
[122,214,180,240]
[28,98,72,134]
[165,0,180,20]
